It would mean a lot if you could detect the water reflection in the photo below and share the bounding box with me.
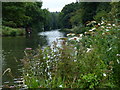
[2,29,65,86]
[2,34,47,85]
[39,29,65,47]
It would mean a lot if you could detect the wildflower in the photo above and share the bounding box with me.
[43,56,46,59]
[84,32,89,35]
[69,37,81,42]
[101,26,105,28]
[59,85,63,88]
[101,21,104,24]
[102,33,105,35]
[89,29,93,32]
[47,55,50,58]
[112,24,115,26]
[105,29,109,32]
[74,47,77,50]
[23,85,28,89]
[92,28,96,30]
[98,23,101,25]
[74,59,77,62]
[103,73,106,77]
[78,34,83,37]
[107,23,111,26]
[75,51,78,56]
[116,54,120,56]
[107,47,112,51]
[27,73,29,76]
[86,48,92,53]
[25,48,32,50]
[36,80,39,82]
[117,59,120,64]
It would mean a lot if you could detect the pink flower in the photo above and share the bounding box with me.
[25,48,32,50]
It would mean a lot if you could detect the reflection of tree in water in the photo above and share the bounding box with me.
[25,34,48,49]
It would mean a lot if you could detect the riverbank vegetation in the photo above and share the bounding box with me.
[2,2,60,36]
[2,1,120,89]
[2,26,25,36]
[22,20,120,88]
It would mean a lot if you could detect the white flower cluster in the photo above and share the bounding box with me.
[67,33,83,42]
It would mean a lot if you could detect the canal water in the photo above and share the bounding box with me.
[2,29,65,86]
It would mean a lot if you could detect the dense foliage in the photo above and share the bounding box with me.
[2,2,59,35]
[22,20,120,88]
[59,2,120,32]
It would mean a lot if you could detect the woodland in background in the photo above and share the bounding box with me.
[2,2,120,34]
[59,2,120,33]
[2,2,59,35]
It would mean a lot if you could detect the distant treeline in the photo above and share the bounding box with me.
[2,2,120,34]
[2,2,60,33]
[59,2,120,31]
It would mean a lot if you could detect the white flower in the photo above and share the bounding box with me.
[36,80,39,82]
[75,51,78,56]
[102,33,105,35]
[117,59,120,64]
[98,23,101,25]
[74,47,77,50]
[92,28,96,30]
[86,48,92,53]
[47,66,50,69]
[105,29,109,31]
[101,21,104,24]
[107,23,111,25]
[74,59,77,62]
[59,85,63,88]
[103,73,106,77]
[78,34,83,37]
[101,26,105,28]
[112,24,115,26]
[107,47,112,51]
[84,32,87,34]
[89,29,93,31]
[89,28,96,32]
[69,37,81,42]
[47,55,50,58]
[27,74,29,76]
[43,57,46,59]
[116,54,120,56]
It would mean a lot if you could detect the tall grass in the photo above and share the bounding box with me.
[22,21,120,88]
[2,26,25,36]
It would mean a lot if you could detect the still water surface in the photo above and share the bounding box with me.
[2,29,65,85]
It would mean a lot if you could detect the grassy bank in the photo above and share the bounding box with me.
[22,21,120,88]
[2,26,25,36]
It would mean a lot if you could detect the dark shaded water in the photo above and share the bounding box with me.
[2,29,65,86]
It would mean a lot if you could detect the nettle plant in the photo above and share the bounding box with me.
[22,20,120,88]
